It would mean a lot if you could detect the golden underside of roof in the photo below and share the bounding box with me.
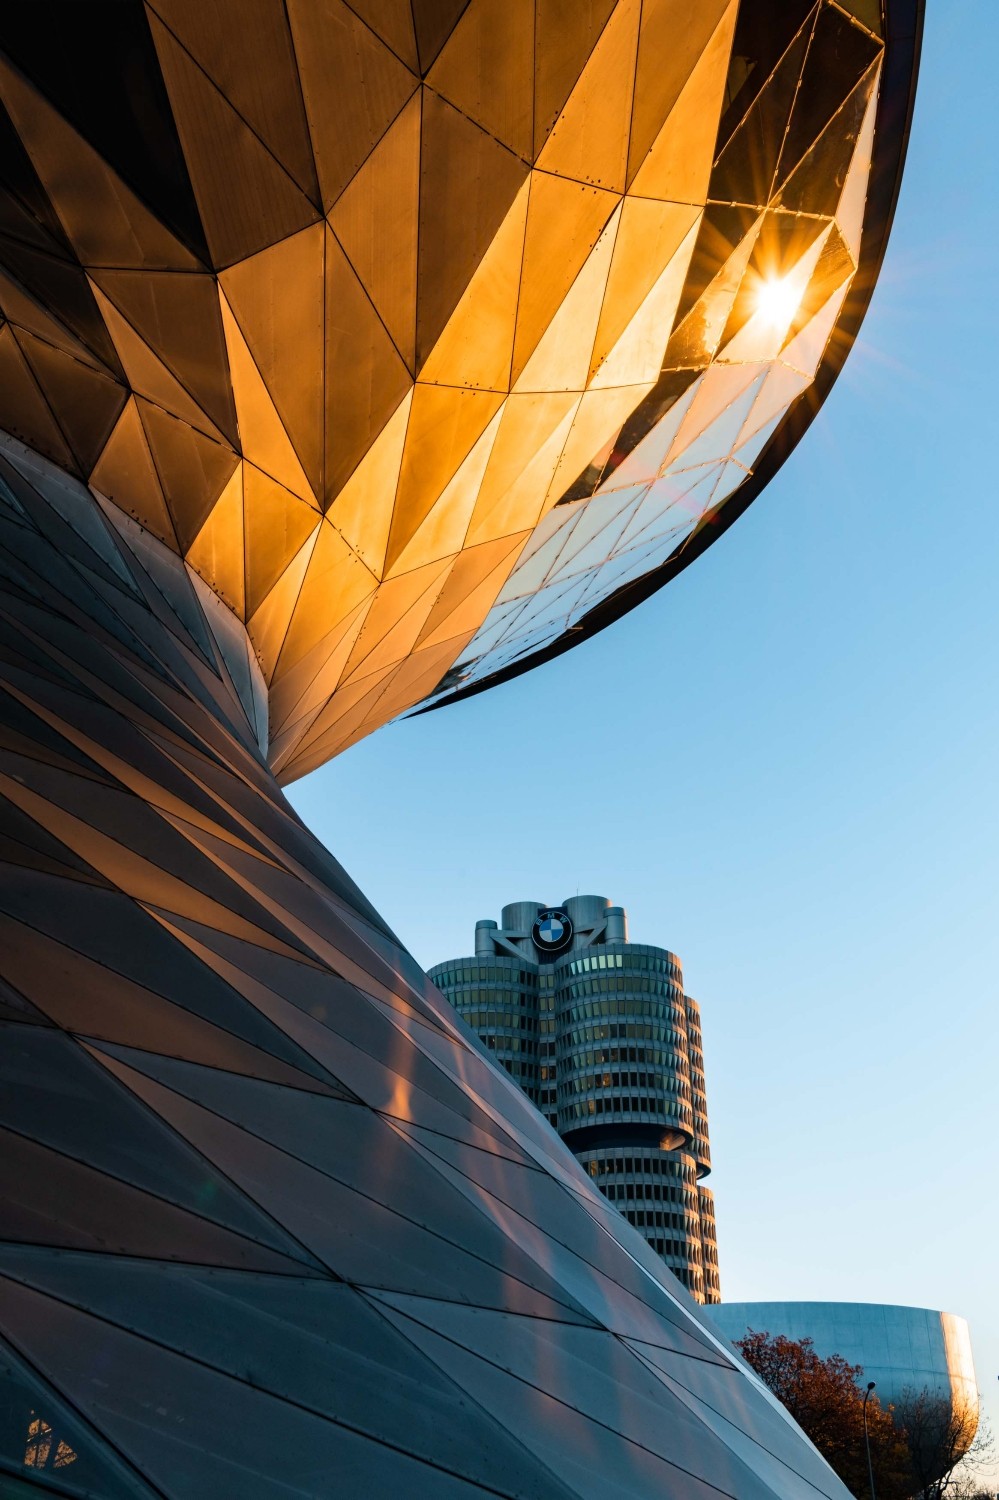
[0,0,883,778]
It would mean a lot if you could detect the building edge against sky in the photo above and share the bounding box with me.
[430,895,721,1304]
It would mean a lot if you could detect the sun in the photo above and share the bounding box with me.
[754,274,802,330]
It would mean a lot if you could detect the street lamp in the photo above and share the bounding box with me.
[863,1381,877,1500]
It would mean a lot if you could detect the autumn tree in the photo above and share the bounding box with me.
[891,1388,992,1500]
[737,1329,912,1499]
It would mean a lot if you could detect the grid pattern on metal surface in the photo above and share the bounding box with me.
[0,1,900,776]
[0,437,852,1497]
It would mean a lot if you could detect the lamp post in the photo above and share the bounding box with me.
[862,1381,877,1500]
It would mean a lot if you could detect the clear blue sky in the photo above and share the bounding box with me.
[290,2,999,1476]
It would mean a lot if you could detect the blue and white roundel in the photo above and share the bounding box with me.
[532,908,573,955]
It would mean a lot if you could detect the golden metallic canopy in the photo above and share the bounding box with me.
[0,0,906,779]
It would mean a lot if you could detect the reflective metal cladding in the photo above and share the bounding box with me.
[0,3,921,1497]
[0,0,918,779]
[0,439,854,1499]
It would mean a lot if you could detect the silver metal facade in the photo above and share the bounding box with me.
[706,1302,979,1434]
[430,895,722,1304]
[0,435,857,1499]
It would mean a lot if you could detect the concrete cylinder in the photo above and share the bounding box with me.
[563,894,610,929]
[501,901,543,934]
[475,919,498,956]
[605,906,628,942]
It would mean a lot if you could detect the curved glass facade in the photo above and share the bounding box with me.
[430,896,721,1303]
[556,944,693,1144]
[580,1146,707,1299]
[699,1185,722,1304]
[430,956,540,1096]
[685,994,713,1175]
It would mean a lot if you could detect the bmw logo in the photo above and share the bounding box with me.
[532,908,573,955]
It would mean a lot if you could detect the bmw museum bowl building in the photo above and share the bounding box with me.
[0,2,920,1496]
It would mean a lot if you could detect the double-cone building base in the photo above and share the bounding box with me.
[0,434,849,1497]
